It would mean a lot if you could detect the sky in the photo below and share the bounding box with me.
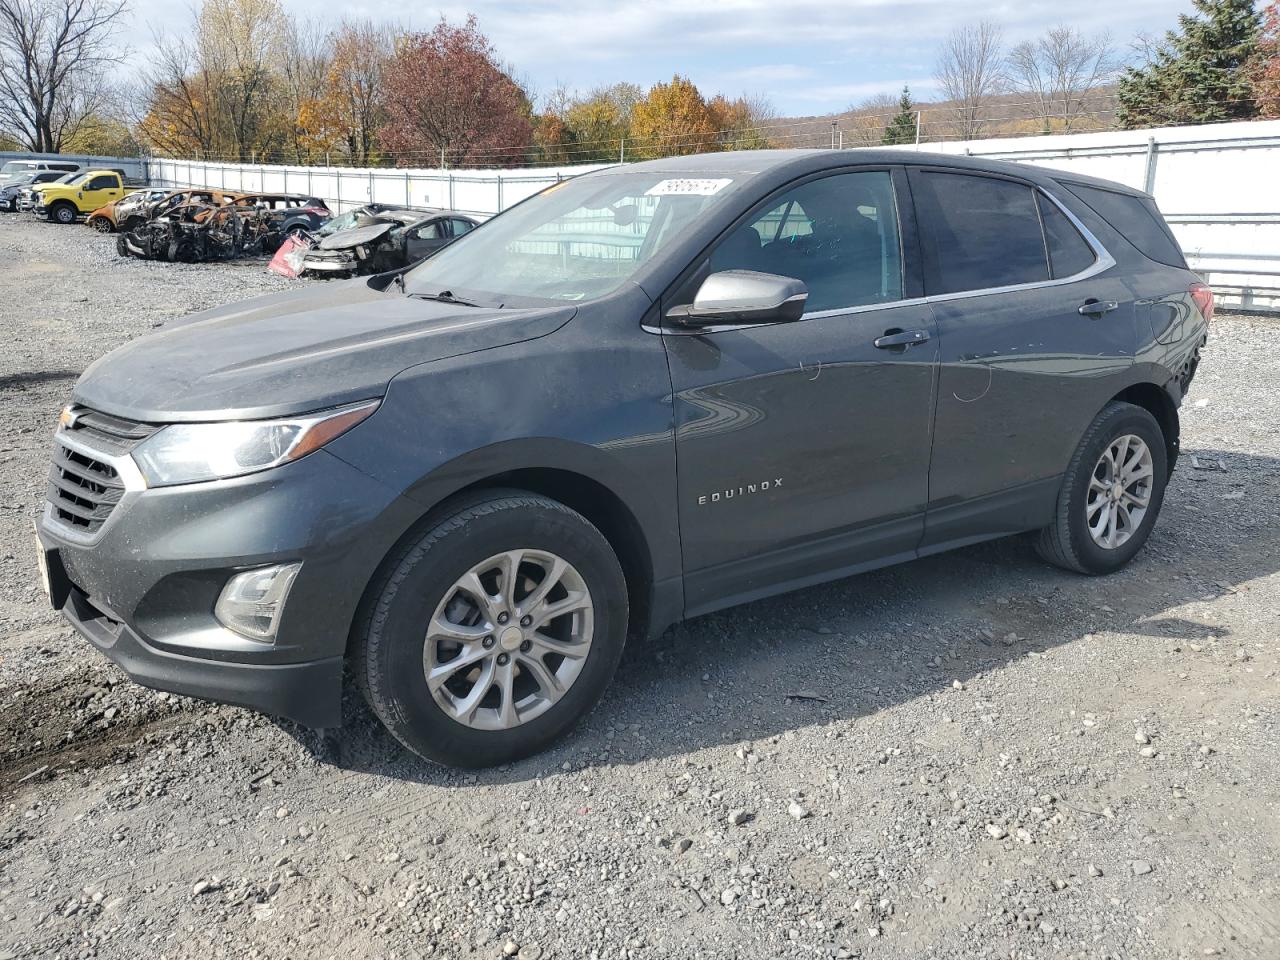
[122,0,1198,116]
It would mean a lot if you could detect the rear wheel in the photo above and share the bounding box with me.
[355,492,628,767]
[89,216,114,233]
[1036,401,1167,574]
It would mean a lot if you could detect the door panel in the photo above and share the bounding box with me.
[663,168,937,615]
[906,167,1137,548]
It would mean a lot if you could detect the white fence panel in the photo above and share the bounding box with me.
[151,157,612,218]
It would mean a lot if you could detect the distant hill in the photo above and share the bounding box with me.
[771,86,1120,148]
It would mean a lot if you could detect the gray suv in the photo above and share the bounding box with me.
[36,150,1210,767]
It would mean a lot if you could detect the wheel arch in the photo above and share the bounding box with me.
[345,460,668,670]
[49,199,78,221]
[1108,381,1180,472]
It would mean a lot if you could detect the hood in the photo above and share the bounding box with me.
[317,222,395,251]
[73,279,576,422]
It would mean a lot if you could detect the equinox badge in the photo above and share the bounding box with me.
[697,478,783,506]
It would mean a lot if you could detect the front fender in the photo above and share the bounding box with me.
[325,294,681,587]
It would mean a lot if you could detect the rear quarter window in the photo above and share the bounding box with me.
[1061,183,1186,268]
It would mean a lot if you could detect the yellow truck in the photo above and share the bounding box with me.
[34,169,142,224]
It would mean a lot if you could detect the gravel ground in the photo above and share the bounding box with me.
[0,216,1277,960]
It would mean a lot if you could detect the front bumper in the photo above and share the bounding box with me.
[47,564,344,727]
[302,250,357,273]
[36,436,422,728]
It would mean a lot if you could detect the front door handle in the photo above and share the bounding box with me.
[874,328,931,349]
[1079,299,1119,317]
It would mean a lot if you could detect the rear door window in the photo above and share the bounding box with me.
[912,171,1049,295]
[449,218,474,236]
[1038,194,1097,279]
[709,170,903,312]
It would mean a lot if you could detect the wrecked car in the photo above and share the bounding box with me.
[116,193,332,263]
[88,188,237,233]
[300,208,477,277]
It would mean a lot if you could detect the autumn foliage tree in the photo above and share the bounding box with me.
[298,20,391,164]
[1252,1,1280,117]
[629,75,718,158]
[379,16,533,168]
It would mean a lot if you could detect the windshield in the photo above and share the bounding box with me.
[402,171,744,305]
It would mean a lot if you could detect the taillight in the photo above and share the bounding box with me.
[1190,282,1215,323]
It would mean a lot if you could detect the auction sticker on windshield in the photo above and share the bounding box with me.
[644,178,733,197]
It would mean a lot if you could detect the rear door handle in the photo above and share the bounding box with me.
[874,328,931,349]
[1079,299,1119,317]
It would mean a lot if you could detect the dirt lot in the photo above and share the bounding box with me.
[0,217,1277,960]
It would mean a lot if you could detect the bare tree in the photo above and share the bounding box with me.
[132,27,218,156]
[844,92,898,146]
[279,15,330,161]
[1008,26,1118,132]
[934,20,1005,141]
[0,0,128,152]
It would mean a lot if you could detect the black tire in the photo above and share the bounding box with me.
[50,202,77,224]
[89,216,114,233]
[115,233,130,258]
[354,492,628,767]
[1036,401,1168,575]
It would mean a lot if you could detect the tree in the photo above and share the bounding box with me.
[137,0,289,161]
[882,86,918,145]
[379,16,533,168]
[199,0,287,161]
[707,94,776,149]
[1008,26,1118,132]
[298,20,390,165]
[0,0,128,152]
[934,20,1005,141]
[841,92,895,146]
[561,82,641,161]
[629,75,716,158]
[1250,1,1280,117]
[278,16,331,162]
[1117,0,1262,128]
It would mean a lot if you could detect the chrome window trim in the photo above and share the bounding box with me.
[42,427,147,545]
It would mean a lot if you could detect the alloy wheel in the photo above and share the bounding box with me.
[1086,433,1154,549]
[423,550,594,731]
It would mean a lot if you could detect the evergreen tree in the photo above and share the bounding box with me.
[882,86,918,144]
[1118,0,1262,128]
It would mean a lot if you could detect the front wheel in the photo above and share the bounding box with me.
[355,492,628,767]
[50,202,77,224]
[1036,401,1168,575]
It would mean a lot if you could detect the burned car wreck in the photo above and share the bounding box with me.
[297,206,477,277]
[116,193,331,263]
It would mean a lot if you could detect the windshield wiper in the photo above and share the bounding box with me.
[410,289,483,308]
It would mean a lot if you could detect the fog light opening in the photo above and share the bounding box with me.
[214,563,301,643]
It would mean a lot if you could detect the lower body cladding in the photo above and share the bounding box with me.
[36,445,425,728]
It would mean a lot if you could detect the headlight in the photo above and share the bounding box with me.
[131,399,379,487]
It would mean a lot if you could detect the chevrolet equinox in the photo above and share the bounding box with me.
[36,150,1211,767]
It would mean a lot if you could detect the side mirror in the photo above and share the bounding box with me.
[667,270,808,327]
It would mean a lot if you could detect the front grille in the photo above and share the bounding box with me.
[46,406,157,534]
[47,444,125,532]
